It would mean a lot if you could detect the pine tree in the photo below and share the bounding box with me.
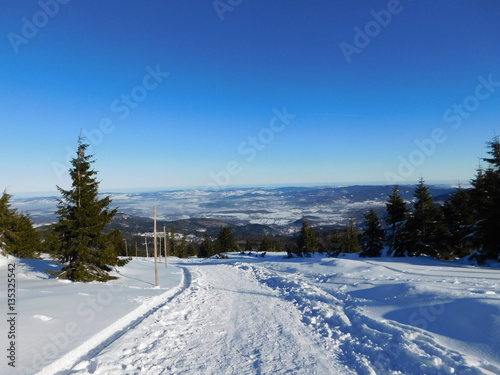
[385,186,409,257]
[0,192,16,257]
[0,191,42,258]
[469,137,500,263]
[169,226,177,256]
[259,235,273,252]
[244,239,253,252]
[198,232,214,258]
[187,242,197,257]
[406,179,447,258]
[360,209,384,257]
[52,138,128,282]
[272,237,282,252]
[326,231,343,257]
[295,218,318,256]
[178,234,188,258]
[442,186,475,259]
[342,219,361,253]
[9,213,42,258]
[214,226,238,254]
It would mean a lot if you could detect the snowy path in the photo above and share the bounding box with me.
[26,255,499,375]
[65,263,349,375]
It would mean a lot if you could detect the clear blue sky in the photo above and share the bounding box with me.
[1,0,500,193]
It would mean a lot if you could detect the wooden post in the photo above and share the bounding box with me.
[154,207,159,287]
[135,241,138,257]
[164,226,168,267]
[144,237,149,258]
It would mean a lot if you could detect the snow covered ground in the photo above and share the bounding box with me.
[1,253,499,375]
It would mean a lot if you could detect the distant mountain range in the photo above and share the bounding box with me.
[15,185,458,236]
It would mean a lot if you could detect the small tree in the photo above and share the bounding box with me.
[343,219,361,253]
[177,234,188,258]
[259,235,273,252]
[469,137,500,263]
[406,179,447,258]
[52,138,128,282]
[0,191,42,258]
[198,232,214,258]
[360,209,384,257]
[385,186,409,257]
[442,186,475,259]
[169,226,177,256]
[244,239,253,252]
[214,226,238,254]
[295,218,318,256]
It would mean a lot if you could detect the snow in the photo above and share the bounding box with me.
[1,253,499,375]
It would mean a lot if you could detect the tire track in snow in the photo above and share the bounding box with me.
[237,262,485,375]
[37,266,192,375]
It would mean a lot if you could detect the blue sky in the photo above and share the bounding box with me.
[1,0,500,193]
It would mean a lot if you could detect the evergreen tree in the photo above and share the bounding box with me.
[342,219,361,253]
[326,232,343,257]
[169,226,177,257]
[295,218,318,256]
[0,192,16,253]
[198,232,214,258]
[178,234,188,258]
[469,137,500,263]
[9,213,42,258]
[360,209,384,257]
[406,179,447,258]
[244,239,253,252]
[187,242,197,257]
[385,186,409,257]
[259,235,273,252]
[52,138,128,282]
[0,191,42,258]
[272,237,283,253]
[442,186,475,259]
[214,226,238,254]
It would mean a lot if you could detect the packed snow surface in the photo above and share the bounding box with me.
[1,253,499,375]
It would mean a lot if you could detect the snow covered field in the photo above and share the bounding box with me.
[1,254,499,375]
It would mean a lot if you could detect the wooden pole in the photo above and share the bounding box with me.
[135,241,138,257]
[154,207,159,287]
[145,237,149,258]
[164,226,168,267]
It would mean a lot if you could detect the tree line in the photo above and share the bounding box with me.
[285,137,500,264]
[1,136,498,282]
